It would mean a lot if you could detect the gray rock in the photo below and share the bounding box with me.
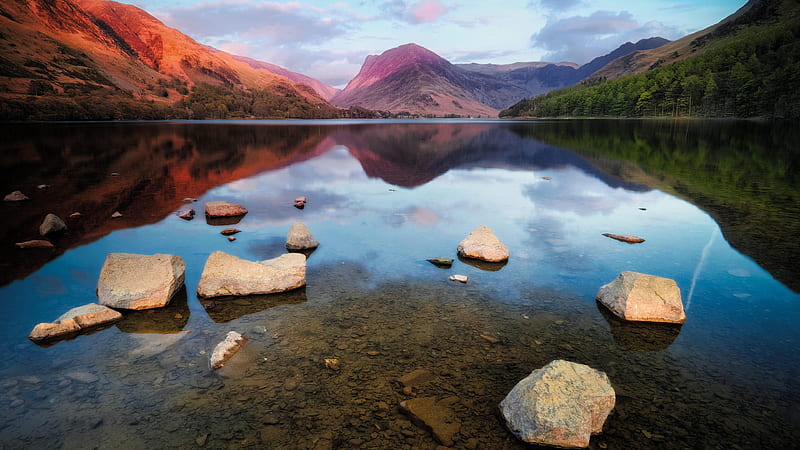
[29,303,122,342]
[39,213,67,236]
[596,271,686,323]
[97,253,186,310]
[196,252,306,298]
[210,331,248,370]
[205,201,248,218]
[457,225,509,262]
[499,360,615,448]
[286,223,319,250]
[427,257,453,267]
[4,191,29,201]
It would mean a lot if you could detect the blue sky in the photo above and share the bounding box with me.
[129,0,746,88]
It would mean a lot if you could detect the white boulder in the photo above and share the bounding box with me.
[596,271,686,323]
[97,253,186,310]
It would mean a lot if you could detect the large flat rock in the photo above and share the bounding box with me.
[196,252,306,298]
[596,271,686,323]
[205,201,248,218]
[97,253,186,310]
[29,303,122,342]
[457,225,509,262]
[499,360,615,448]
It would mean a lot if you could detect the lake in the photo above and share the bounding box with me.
[0,119,798,449]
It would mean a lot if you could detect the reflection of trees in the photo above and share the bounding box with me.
[520,119,800,292]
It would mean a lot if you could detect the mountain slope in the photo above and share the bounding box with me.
[0,0,347,119]
[501,0,800,119]
[331,43,522,117]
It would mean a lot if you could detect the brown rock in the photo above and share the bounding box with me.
[596,271,686,323]
[205,201,248,218]
[39,213,67,236]
[398,368,434,389]
[97,253,186,310]
[4,191,29,201]
[29,303,122,342]
[286,223,319,250]
[499,360,615,448]
[479,333,500,344]
[227,236,236,242]
[400,397,461,446]
[220,228,241,236]
[209,331,247,370]
[69,212,82,219]
[111,211,123,218]
[325,358,340,371]
[602,233,645,244]
[196,252,306,298]
[177,209,195,220]
[457,226,509,262]
[15,240,54,249]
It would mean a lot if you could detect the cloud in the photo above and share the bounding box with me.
[531,0,582,11]
[380,0,451,24]
[531,10,679,63]
[446,48,521,63]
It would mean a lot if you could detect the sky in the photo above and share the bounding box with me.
[130,0,746,88]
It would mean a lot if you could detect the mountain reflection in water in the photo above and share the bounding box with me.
[0,120,798,449]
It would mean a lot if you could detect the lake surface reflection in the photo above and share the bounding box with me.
[0,119,798,449]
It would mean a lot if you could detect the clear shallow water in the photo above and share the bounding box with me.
[0,120,798,449]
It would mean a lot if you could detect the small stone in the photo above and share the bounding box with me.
[227,236,236,242]
[196,433,209,446]
[542,176,552,180]
[283,378,299,391]
[111,173,120,176]
[602,233,645,244]
[294,196,307,204]
[39,213,67,236]
[37,184,50,190]
[69,212,82,219]
[324,358,340,371]
[15,240,54,249]
[376,401,390,411]
[426,257,453,268]
[111,211,123,218]
[449,275,468,283]
[398,368,434,389]
[4,190,30,201]
[479,334,500,344]
[402,386,414,396]
[177,209,195,220]
[286,223,319,250]
[367,351,380,356]
[220,228,241,236]
[209,331,247,370]
[638,207,647,211]
[183,198,196,203]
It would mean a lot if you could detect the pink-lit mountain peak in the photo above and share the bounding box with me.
[343,43,447,91]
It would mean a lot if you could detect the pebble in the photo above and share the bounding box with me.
[324,358,340,371]
[227,236,236,242]
[196,433,209,446]
[69,212,82,219]
[111,211,122,218]
[449,275,468,283]
[479,334,500,344]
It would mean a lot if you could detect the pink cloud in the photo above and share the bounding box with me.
[409,0,447,23]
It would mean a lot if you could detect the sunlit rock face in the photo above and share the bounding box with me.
[97,253,186,310]
[457,225,509,262]
[196,252,306,298]
[596,271,686,324]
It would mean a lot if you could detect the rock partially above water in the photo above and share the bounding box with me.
[596,271,686,323]
[449,274,468,283]
[286,223,319,250]
[602,233,645,244]
[196,252,306,298]
[29,303,122,342]
[15,240,54,249]
[4,191,29,202]
[177,208,195,220]
[400,396,461,446]
[220,228,241,236]
[426,257,453,268]
[499,360,615,448]
[205,201,248,218]
[97,253,186,310]
[209,331,247,370]
[39,213,67,236]
[457,226,509,262]
[111,211,123,218]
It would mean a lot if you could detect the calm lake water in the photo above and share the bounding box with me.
[0,119,798,449]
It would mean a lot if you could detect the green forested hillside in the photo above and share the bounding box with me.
[501,0,800,119]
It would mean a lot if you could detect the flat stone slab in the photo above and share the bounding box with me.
[400,396,461,446]
[196,252,306,298]
[499,360,615,448]
[210,331,248,370]
[602,233,645,244]
[205,201,248,218]
[97,253,186,310]
[29,303,122,342]
[457,225,509,262]
[286,223,319,250]
[596,271,686,323]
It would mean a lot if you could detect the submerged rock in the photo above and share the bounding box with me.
[4,191,29,202]
[209,331,247,370]
[39,213,67,236]
[397,368,434,389]
[457,226,509,262]
[286,223,319,250]
[426,257,453,268]
[400,396,461,446]
[196,252,306,298]
[29,303,122,342]
[596,271,685,323]
[602,233,645,244]
[499,360,615,448]
[15,240,54,249]
[205,201,248,218]
[97,253,186,310]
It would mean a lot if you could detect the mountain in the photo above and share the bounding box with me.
[331,43,510,117]
[0,0,348,120]
[574,37,670,80]
[229,54,340,101]
[501,0,800,119]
